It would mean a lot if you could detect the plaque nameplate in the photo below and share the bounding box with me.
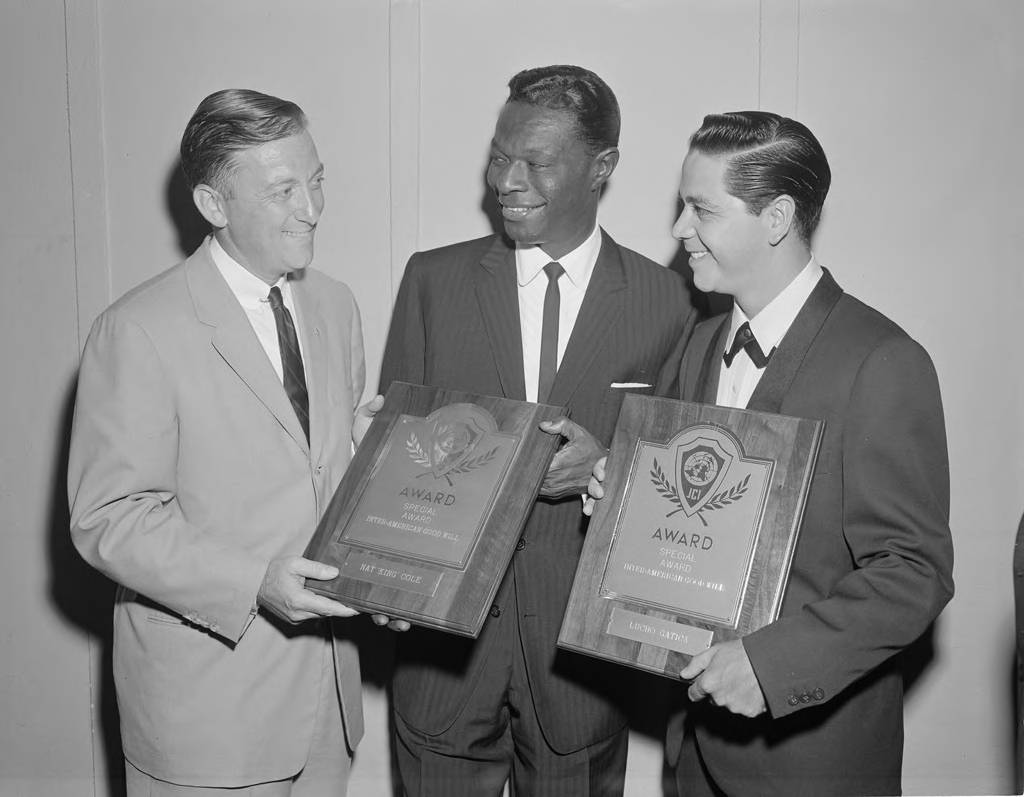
[558,395,822,679]
[338,552,443,598]
[305,382,564,637]
[606,607,713,656]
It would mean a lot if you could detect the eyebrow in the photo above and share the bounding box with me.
[489,140,555,160]
[683,192,717,208]
[264,164,325,191]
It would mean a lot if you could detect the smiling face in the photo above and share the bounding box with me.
[206,130,325,285]
[486,102,614,260]
[672,149,774,311]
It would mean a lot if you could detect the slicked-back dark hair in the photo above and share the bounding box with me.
[506,65,620,154]
[180,89,307,194]
[689,111,830,242]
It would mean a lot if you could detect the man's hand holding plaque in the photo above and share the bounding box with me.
[583,455,608,517]
[681,639,767,717]
[539,418,608,500]
[353,393,385,448]
[257,556,360,624]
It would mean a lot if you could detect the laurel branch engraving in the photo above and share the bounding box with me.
[406,433,431,467]
[406,432,499,486]
[650,458,750,526]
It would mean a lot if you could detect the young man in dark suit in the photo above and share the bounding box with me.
[593,111,954,795]
[377,65,695,795]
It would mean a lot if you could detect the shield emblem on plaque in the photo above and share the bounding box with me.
[406,404,500,486]
[674,436,732,517]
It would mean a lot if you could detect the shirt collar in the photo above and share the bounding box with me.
[515,223,601,288]
[209,235,288,308]
[728,256,823,351]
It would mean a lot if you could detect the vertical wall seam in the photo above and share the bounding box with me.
[63,1,106,792]
[794,0,801,115]
[64,0,84,355]
[757,0,765,109]
[388,0,421,300]
[62,4,98,796]
[386,5,394,303]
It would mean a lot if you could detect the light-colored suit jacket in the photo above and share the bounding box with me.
[68,239,365,787]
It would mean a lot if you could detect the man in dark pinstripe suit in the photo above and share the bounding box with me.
[378,65,695,796]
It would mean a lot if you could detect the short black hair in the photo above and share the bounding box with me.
[506,65,620,153]
[689,111,831,242]
[180,89,307,194]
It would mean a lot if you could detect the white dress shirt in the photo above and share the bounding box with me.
[210,236,305,384]
[517,224,602,402]
[717,257,823,409]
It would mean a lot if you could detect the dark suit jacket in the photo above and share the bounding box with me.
[379,231,694,752]
[664,270,954,796]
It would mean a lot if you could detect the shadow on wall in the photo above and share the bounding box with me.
[166,161,209,259]
[48,373,125,797]
[1013,510,1024,794]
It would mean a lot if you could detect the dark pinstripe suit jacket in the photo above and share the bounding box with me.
[664,270,954,796]
[379,231,694,753]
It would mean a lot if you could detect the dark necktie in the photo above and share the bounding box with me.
[723,321,774,369]
[537,262,564,403]
[267,286,310,443]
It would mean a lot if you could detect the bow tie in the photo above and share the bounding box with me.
[723,321,774,369]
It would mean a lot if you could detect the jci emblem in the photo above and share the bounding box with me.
[650,425,750,526]
[406,404,500,486]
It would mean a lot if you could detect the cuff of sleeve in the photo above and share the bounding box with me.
[218,555,270,643]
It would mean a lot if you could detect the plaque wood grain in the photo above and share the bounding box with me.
[558,394,822,678]
[305,382,563,637]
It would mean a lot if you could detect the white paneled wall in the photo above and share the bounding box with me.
[1,1,1019,794]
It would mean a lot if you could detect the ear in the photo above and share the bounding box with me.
[764,194,796,246]
[589,147,620,191]
[192,184,228,229]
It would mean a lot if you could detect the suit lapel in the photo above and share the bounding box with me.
[187,241,310,453]
[291,274,326,457]
[547,230,626,407]
[692,317,730,403]
[475,236,526,400]
[746,268,843,414]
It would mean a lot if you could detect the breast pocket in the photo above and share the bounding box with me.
[594,385,656,441]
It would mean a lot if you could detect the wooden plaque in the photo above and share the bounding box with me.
[305,382,564,637]
[558,394,822,678]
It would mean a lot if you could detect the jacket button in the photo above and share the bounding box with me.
[788,695,799,706]
[489,604,501,618]
[800,693,811,703]
[516,538,526,551]
[812,688,825,701]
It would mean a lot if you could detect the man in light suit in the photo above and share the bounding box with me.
[378,65,695,795]
[68,89,366,795]
[593,111,954,795]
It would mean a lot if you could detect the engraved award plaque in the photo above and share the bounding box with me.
[305,382,564,637]
[558,394,822,678]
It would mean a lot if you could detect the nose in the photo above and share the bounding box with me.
[672,206,695,240]
[492,160,527,195]
[294,184,323,224]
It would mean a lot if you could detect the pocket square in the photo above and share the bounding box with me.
[610,382,652,389]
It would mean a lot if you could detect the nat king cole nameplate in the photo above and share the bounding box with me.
[558,395,822,678]
[305,382,564,637]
